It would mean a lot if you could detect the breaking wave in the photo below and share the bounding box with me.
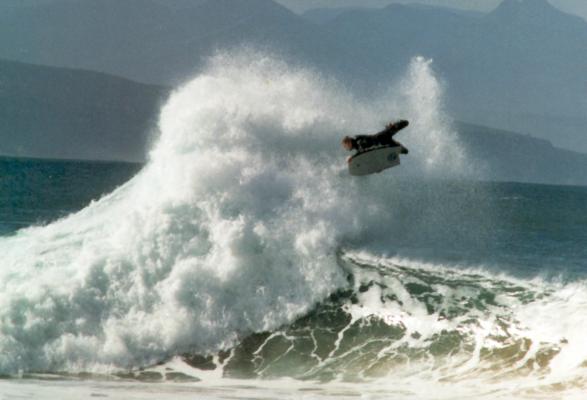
[168,253,587,399]
[5,49,585,398]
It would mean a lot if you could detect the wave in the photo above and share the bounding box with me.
[0,49,472,375]
[160,253,587,398]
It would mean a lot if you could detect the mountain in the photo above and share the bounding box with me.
[319,0,587,151]
[456,122,587,186]
[0,0,350,85]
[1,59,585,185]
[0,59,166,161]
[2,0,586,151]
[302,7,367,24]
[302,4,484,25]
[2,0,587,158]
[488,0,579,24]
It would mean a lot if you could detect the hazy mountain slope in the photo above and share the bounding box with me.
[0,0,350,85]
[302,7,367,24]
[456,122,587,186]
[0,59,166,161]
[1,58,584,184]
[2,0,586,149]
[2,0,587,164]
[321,0,587,151]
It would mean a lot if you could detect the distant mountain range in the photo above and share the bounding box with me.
[0,59,165,161]
[0,0,350,85]
[1,0,587,184]
[319,0,587,151]
[1,58,586,185]
[456,122,587,186]
[1,0,585,152]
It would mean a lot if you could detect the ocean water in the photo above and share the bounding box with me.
[1,52,586,399]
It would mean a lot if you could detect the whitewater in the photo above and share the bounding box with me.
[1,51,586,399]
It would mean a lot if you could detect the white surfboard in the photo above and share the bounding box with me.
[348,146,401,176]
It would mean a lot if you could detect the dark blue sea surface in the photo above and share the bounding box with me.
[1,156,586,279]
[0,156,141,235]
[487,182,587,277]
[344,178,587,280]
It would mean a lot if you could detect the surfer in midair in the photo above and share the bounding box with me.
[342,120,409,154]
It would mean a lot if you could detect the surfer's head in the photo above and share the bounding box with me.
[342,136,354,151]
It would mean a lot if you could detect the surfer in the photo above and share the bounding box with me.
[342,120,409,154]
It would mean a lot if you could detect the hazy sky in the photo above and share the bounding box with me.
[274,0,587,21]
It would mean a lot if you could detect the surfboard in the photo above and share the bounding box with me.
[348,146,401,176]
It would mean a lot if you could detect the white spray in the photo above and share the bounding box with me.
[0,50,465,374]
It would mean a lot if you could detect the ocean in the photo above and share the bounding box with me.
[0,52,586,399]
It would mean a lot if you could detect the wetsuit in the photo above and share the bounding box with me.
[350,120,409,153]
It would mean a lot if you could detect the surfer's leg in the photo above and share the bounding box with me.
[388,120,409,137]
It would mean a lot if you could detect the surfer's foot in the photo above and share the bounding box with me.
[400,146,409,154]
[387,120,409,134]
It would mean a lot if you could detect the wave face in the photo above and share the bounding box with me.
[0,50,466,375]
[177,254,587,398]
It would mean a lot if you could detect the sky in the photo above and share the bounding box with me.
[274,0,587,21]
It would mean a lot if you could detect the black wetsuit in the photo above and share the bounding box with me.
[351,120,409,153]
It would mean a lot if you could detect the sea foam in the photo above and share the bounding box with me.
[0,50,465,374]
